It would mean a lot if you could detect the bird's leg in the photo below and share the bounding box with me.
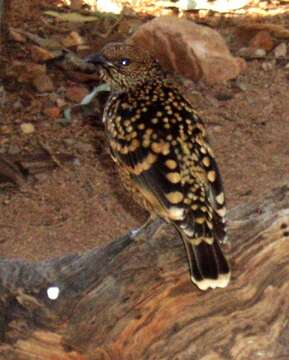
[129,215,164,242]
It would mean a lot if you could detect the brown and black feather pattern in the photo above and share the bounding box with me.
[104,81,230,290]
[88,43,230,290]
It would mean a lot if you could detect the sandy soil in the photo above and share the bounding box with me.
[0,0,289,260]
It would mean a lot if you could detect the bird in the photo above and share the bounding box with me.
[86,42,230,291]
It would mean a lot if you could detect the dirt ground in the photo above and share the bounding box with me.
[0,0,289,260]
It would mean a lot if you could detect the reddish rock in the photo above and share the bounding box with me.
[43,106,61,119]
[31,46,56,63]
[129,16,241,84]
[9,29,26,43]
[62,32,84,48]
[33,74,54,92]
[249,31,274,51]
[66,86,89,103]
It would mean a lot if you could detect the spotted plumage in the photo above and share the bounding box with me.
[86,42,230,290]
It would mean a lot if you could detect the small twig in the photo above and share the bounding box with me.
[0,155,26,186]
[37,138,66,171]
[9,27,62,50]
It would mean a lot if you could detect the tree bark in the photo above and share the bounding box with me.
[0,183,289,359]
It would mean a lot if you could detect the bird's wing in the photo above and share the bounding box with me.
[113,136,186,222]
[108,87,226,238]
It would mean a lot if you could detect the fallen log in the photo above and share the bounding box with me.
[0,183,289,359]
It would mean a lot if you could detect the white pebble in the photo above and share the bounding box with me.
[274,42,287,58]
[47,286,60,300]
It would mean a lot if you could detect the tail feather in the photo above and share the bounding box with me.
[212,209,227,244]
[193,242,218,280]
[184,238,230,291]
[176,188,230,290]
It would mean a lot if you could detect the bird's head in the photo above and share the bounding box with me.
[85,42,162,91]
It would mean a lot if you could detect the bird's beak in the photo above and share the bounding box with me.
[85,53,112,67]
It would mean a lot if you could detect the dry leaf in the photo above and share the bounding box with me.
[44,11,98,23]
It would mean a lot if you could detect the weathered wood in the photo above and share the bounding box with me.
[0,184,289,359]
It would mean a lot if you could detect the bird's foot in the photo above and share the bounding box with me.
[129,216,164,242]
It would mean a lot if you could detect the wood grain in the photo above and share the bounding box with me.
[1,184,289,359]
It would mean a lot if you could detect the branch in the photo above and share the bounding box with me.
[0,183,289,359]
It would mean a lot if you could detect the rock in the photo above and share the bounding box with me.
[34,173,49,182]
[9,29,26,43]
[56,98,66,108]
[62,32,84,48]
[274,43,287,58]
[20,123,35,134]
[97,0,123,14]
[73,158,81,166]
[233,79,247,92]
[63,138,76,147]
[254,48,267,58]
[262,61,275,71]
[0,126,12,135]
[66,86,89,103]
[129,16,241,84]
[30,46,56,63]
[33,74,54,92]
[238,47,266,59]
[211,125,222,133]
[43,107,61,119]
[249,31,274,51]
[69,0,83,10]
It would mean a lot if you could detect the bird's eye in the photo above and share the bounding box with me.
[119,58,130,66]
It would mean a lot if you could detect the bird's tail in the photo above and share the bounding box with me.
[182,236,230,291]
